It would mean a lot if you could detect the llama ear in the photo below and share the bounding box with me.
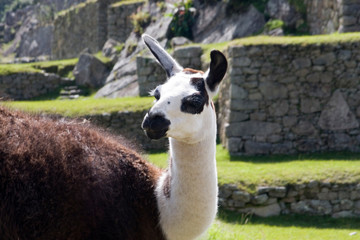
[142,34,183,78]
[205,50,227,94]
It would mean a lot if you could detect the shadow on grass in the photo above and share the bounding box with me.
[218,208,360,230]
[229,151,360,163]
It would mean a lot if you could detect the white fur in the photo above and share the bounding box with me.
[152,72,219,240]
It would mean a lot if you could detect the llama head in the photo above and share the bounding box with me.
[141,34,227,143]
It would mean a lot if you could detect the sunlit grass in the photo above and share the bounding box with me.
[2,97,154,117]
[200,209,360,240]
[147,145,360,193]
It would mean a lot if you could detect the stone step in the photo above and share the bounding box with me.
[59,85,84,100]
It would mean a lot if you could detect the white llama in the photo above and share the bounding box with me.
[142,34,227,240]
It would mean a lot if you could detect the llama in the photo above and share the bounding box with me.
[0,34,227,240]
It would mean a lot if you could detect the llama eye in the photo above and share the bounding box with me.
[180,94,205,114]
[154,89,160,100]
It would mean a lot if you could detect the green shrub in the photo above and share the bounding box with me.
[131,11,151,36]
[167,0,195,40]
[264,19,285,31]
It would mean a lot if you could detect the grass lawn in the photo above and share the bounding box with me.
[146,144,360,239]
[2,97,154,117]
[200,209,360,240]
[147,145,360,193]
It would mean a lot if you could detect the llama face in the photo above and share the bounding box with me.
[141,35,227,142]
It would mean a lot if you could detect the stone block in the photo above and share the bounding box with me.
[229,111,249,122]
[252,194,269,205]
[301,98,321,113]
[292,121,317,136]
[251,203,281,217]
[313,52,336,66]
[318,90,359,130]
[230,99,259,111]
[230,85,248,99]
[269,187,287,198]
[332,211,355,218]
[340,199,354,210]
[268,100,289,116]
[245,141,272,155]
[232,57,252,67]
[173,46,202,58]
[232,190,251,202]
[259,82,288,100]
[292,58,311,69]
[227,121,281,137]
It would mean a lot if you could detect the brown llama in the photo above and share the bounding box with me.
[0,34,227,240]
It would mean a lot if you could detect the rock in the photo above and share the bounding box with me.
[265,0,303,28]
[313,52,336,66]
[232,190,251,202]
[318,90,359,130]
[102,38,120,58]
[355,200,360,210]
[328,133,352,150]
[252,194,269,205]
[291,201,313,214]
[244,141,272,155]
[230,99,259,111]
[252,203,281,217]
[230,85,248,100]
[268,100,289,116]
[259,82,288,100]
[227,121,281,137]
[73,53,109,88]
[193,3,265,43]
[170,37,192,48]
[17,25,53,58]
[332,211,355,218]
[292,57,311,69]
[229,111,249,122]
[309,200,332,215]
[268,187,287,198]
[95,75,138,98]
[301,98,321,113]
[292,121,317,136]
[227,138,243,153]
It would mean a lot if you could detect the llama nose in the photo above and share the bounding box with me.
[142,113,170,140]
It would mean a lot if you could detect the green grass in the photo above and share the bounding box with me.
[198,32,360,63]
[147,145,360,193]
[111,0,146,8]
[0,58,78,76]
[2,97,154,117]
[200,209,360,240]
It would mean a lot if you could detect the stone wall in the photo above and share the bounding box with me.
[219,182,360,218]
[0,72,63,100]
[52,0,100,59]
[218,41,360,155]
[137,56,166,97]
[305,0,360,34]
[83,110,168,151]
[137,46,203,97]
[107,0,145,43]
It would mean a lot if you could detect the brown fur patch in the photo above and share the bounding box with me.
[0,106,166,240]
[183,68,204,75]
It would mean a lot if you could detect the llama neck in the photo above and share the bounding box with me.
[156,135,218,240]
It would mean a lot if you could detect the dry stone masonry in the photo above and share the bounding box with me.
[219,182,360,218]
[218,41,360,155]
[107,1,145,43]
[305,0,360,34]
[0,72,64,100]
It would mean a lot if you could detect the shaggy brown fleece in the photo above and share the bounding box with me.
[0,106,165,240]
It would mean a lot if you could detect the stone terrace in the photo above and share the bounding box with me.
[218,41,360,155]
